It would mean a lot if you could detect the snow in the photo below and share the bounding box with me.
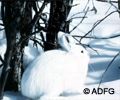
[0,0,120,100]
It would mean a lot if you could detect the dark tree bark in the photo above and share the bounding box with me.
[118,0,120,13]
[0,1,19,99]
[0,1,32,99]
[0,0,73,99]
[44,0,73,51]
[20,1,32,47]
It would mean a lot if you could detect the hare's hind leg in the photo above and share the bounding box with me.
[37,91,63,100]
[37,86,64,100]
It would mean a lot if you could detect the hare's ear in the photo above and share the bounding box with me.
[58,32,71,52]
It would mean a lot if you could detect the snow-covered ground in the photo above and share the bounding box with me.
[0,0,120,100]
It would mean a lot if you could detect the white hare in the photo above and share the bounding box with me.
[21,32,90,100]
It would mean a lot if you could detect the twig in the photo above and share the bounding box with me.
[83,0,90,12]
[105,4,112,14]
[26,0,47,33]
[86,44,100,55]
[30,37,44,48]
[69,16,87,21]
[76,42,100,55]
[98,52,120,88]
[0,64,3,68]
[0,0,44,2]
[0,55,4,64]
[0,23,4,26]
[96,0,118,3]
[73,32,120,39]
[73,36,99,54]
[109,1,120,12]
[80,10,118,41]
[0,28,4,31]
[69,7,89,33]
[16,1,47,48]
[91,0,97,14]
[0,55,4,68]
[70,11,85,19]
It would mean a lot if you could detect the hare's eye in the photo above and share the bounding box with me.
[81,50,84,53]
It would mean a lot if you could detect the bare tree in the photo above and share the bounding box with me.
[44,0,73,50]
[0,0,32,99]
[0,0,73,99]
[118,0,120,14]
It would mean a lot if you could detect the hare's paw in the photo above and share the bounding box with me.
[37,90,63,100]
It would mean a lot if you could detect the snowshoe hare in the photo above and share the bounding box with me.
[21,32,90,100]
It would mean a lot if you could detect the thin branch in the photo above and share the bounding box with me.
[69,16,87,21]
[76,42,100,55]
[86,44,100,55]
[73,32,120,39]
[0,55,4,68]
[0,28,4,31]
[109,1,120,12]
[80,10,118,41]
[91,0,97,14]
[27,1,47,33]
[73,36,99,55]
[105,4,112,14]
[98,52,120,88]
[0,64,3,68]
[69,7,89,33]
[83,0,90,12]
[15,1,47,48]
[0,23,4,26]
[30,37,44,48]
[0,0,44,2]
[96,0,118,3]
[70,11,85,19]
[0,55,4,64]
[0,23,4,31]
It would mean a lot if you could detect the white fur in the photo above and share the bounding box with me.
[0,38,6,65]
[21,32,90,100]
[23,40,43,67]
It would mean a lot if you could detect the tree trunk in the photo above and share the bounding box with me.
[118,0,120,15]
[0,1,18,99]
[0,1,32,99]
[0,0,73,99]
[44,0,73,51]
